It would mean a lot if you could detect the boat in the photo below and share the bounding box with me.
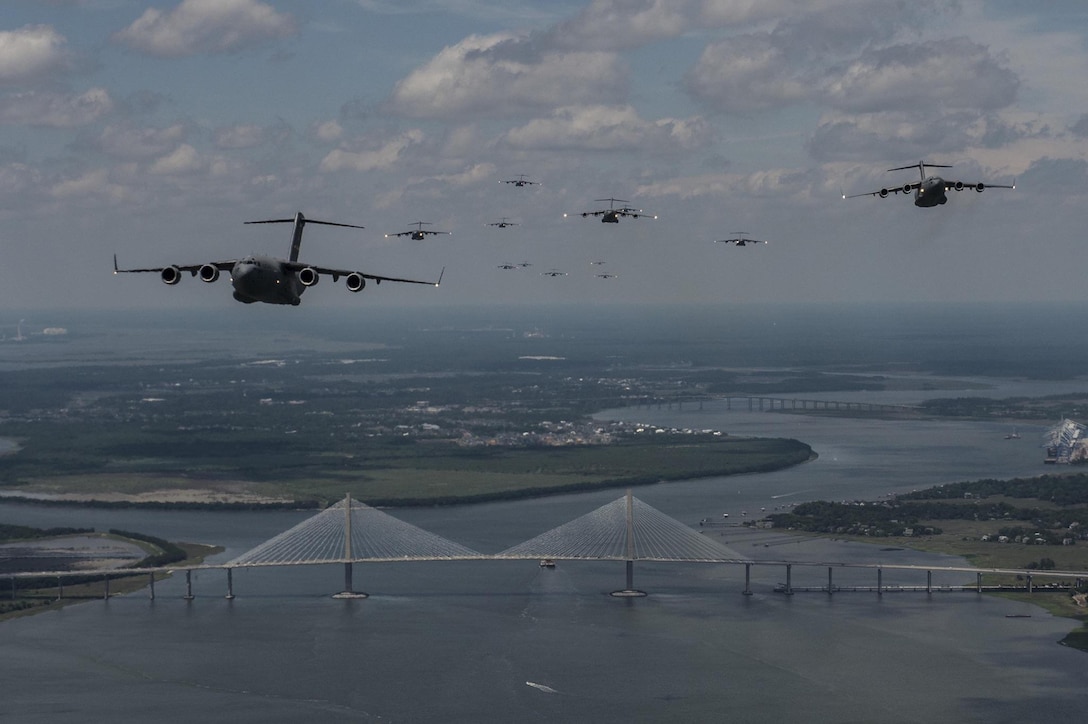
[539,559,555,568]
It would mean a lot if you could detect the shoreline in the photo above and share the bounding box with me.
[0,448,817,510]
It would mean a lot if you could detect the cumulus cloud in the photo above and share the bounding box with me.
[1071,115,1088,138]
[0,87,112,127]
[386,32,626,119]
[544,0,694,52]
[685,34,811,114]
[319,129,425,172]
[0,25,71,84]
[50,169,130,202]
[113,0,297,57]
[93,123,188,160]
[1015,157,1088,192]
[635,166,822,201]
[149,143,203,174]
[824,38,1019,113]
[504,105,713,151]
[214,124,265,149]
[312,120,343,143]
[806,110,983,162]
[544,0,917,52]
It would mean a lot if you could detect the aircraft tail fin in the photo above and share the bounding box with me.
[887,161,953,181]
[244,212,365,262]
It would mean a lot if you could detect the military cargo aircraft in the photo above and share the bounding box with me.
[844,161,1015,207]
[114,211,441,306]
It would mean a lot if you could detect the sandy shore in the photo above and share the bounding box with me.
[0,487,296,506]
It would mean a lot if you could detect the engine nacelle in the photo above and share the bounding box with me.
[878,188,889,198]
[345,272,365,292]
[161,266,181,285]
[198,264,220,283]
[298,267,320,287]
[974,182,985,192]
[954,181,964,191]
[902,184,912,194]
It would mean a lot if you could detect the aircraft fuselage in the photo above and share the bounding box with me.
[231,256,304,305]
[914,176,948,207]
[601,212,620,223]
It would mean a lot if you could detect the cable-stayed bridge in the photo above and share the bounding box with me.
[7,492,1084,602]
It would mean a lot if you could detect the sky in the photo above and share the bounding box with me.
[1,0,1087,313]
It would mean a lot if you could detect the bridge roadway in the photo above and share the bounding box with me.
[9,557,1083,601]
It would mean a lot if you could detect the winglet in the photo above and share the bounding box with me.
[113,254,119,273]
[435,267,445,287]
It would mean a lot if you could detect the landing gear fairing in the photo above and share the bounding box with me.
[113,211,442,306]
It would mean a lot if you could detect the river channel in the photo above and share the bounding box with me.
[1,378,1086,723]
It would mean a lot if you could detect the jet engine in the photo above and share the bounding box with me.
[954,181,964,191]
[878,188,889,198]
[902,184,912,194]
[298,267,320,286]
[974,182,985,192]
[161,266,181,285]
[198,264,220,283]
[345,272,365,292]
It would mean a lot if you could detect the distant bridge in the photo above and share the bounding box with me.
[7,493,1082,604]
[628,395,919,414]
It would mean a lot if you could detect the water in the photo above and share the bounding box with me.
[2,304,1088,721]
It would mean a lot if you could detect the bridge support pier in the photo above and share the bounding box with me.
[148,572,155,600]
[57,576,63,601]
[333,561,368,599]
[927,570,932,594]
[827,567,833,594]
[743,562,752,596]
[977,572,983,594]
[103,574,110,600]
[225,568,235,600]
[604,561,644,596]
[183,570,194,600]
[1026,574,1033,594]
[611,493,647,598]
[877,568,882,596]
[784,564,793,595]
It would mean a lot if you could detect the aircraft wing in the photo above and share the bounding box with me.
[943,180,1016,191]
[289,262,444,287]
[113,256,236,274]
[843,182,919,199]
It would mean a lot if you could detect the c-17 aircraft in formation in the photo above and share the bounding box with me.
[564,198,657,223]
[487,217,518,228]
[385,221,451,240]
[113,211,442,306]
[502,174,538,187]
[715,232,767,247]
[843,161,1015,207]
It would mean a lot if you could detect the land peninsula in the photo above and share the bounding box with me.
[757,472,1088,649]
